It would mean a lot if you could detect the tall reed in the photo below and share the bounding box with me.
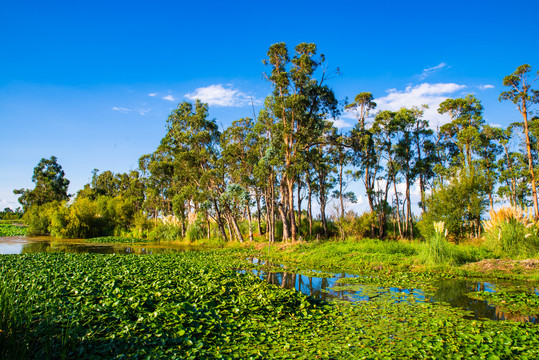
[421,221,452,265]
[482,206,539,258]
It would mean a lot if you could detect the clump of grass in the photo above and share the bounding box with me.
[0,283,30,359]
[482,206,539,258]
[421,221,453,265]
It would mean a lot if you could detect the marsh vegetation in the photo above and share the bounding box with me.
[4,43,539,358]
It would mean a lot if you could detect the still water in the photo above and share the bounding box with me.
[243,257,539,323]
[0,236,200,254]
[1,236,538,323]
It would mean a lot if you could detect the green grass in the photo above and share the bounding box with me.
[263,238,422,274]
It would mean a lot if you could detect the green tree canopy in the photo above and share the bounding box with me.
[14,156,70,211]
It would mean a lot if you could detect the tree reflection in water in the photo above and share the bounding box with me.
[245,258,539,323]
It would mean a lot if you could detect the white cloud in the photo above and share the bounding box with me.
[112,106,131,113]
[138,108,151,115]
[375,83,467,128]
[185,84,259,107]
[0,196,19,211]
[478,84,494,90]
[331,118,353,129]
[420,62,450,79]
[163,95,176,102]
[490,123,502,128]
[148,93,157,97]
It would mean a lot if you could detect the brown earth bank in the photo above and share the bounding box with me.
[465,259,539,273]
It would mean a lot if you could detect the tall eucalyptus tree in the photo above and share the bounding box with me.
[500,65,539,218]
[262,42,339,241]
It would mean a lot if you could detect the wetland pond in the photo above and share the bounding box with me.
[2,236,538,324]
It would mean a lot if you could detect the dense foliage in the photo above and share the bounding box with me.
[1,251,539,359]
[12,45,539,250]
[14,156,70,212]
[0,224,27,237]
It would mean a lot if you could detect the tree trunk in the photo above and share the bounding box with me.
[231,214,244,243]
[392,175,402,238]
[287,178,297,241]
[225,216,234,242]
[406,176,413,239]
[522,105,539,219]
[246,203,254,242]
[277,202,289,242]
[256,192,263,235]
[297,181,302,236]
[213,199,228,241]
[306,174,313,237]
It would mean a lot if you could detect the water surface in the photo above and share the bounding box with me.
[244,257,539,323]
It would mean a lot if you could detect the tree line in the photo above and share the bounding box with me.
[14,43,539,242]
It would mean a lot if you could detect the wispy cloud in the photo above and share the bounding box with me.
[331,118,353,129]
[375,83,467,128]
[112,106,131,113]
[148,93,157,97]
[419,62,450,80]
[478,84,494,90]
[138,108,151,115]
[185,84,259,107]
[163,95,176,102]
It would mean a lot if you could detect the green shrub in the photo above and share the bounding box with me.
[422,170,487,240]
[186,222,204,242]
[24,202,63,236]
[354,211,378,238]
[148,224,183,241]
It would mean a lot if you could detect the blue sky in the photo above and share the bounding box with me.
[1,0,538,212]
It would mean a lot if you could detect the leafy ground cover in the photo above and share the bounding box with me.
[0,250,539,359]
[0,224,27,237]
[468,290,539,317]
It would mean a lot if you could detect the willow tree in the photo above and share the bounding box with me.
[500,64,539,218]
[262,42,339,241]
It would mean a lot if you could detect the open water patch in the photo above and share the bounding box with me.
[0,236,201,255]
[244,257,539,323]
